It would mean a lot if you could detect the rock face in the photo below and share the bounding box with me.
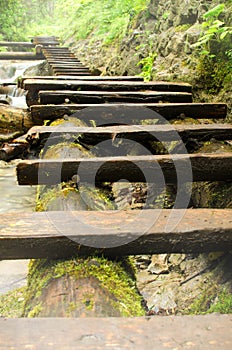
[71,0,231,82]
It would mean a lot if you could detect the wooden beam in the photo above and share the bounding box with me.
[29,103,227,123]
[24,79,192,105]
[51,67,90,72]
[1,209,232,258]
[23,79,192,97]
[17,153,232,185]
[50,65,89,69]
[55,72,92,76]
[26,124,232,145]
[37,90,193,106]
[19,75,143,88]
[1,315,232,349]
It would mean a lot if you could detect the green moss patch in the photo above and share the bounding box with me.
[23,257,145,317]
[0,287,26,318]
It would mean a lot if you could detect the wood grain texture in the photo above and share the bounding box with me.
[1,315,232,350]
[17,153,232,185]
[29,103,227,123]
[0,209,232,258]
[37,90,193,106]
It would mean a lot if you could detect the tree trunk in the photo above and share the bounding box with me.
[0,104,33,132]
[23,117,146,318]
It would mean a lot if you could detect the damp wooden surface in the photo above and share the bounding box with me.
[0,209,232,258]
[29,103,227,122]
[17,153,232,185]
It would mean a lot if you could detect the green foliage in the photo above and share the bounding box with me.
[192,4,232,57]
[188,285,232,315]
[137,52,157,81]
[0,287,26,317]
[192,3,232,93]
[55,0,149,44]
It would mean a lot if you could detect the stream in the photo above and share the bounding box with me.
[0,60,40,294]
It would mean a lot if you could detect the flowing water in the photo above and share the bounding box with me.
[0,61,40,294]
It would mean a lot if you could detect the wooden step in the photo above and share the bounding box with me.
[1,315,232,350]
[37,90,193,106]
[17,153,232,185]
[26,124,232,145]
[1,209,232,258]
[49,64,88,68]
[47,59,81,64]
[30,103,227,123]
[19,76,143,88]
[24,79,192,105]
[55,72,92,76]
[50,65,89,69]
[51,67,90,72]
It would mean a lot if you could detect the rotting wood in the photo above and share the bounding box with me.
[18,76,143,88]
[26,124,232,148]
[16,153,232,185]
[29,103,227,123]
[20,116,146,318]
[55,72,92,76]
[0,104,34,131]
[23,79,192,105]
[0,316,231,350]
[37,90,193,106]
[0,209,232,258]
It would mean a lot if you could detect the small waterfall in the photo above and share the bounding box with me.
[0,60,44,107]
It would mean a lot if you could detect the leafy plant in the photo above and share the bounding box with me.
[137,52,157,81]
[192,4,232,57]
[192,3,232,93]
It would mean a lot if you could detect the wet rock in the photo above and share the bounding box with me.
[148,254,169,275]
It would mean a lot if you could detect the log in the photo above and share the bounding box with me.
[0,209,232,258]
[20,117,146,318]
[0,133,30,161]
[29,103,227,123]
[16,153,232,185]
[0,104,33,131]
[23,79,192,105]
[26,124,232,146]
[37,90,193,106]
[0,52,44,60]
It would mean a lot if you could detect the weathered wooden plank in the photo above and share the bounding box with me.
[19,75,143,88]
[1,209,232,258]
[26,124,232,145]
[51,67,90,71]
[38,90,193,106]
[55,72,92,76]
[24,79,192,105]
[24,79,192,93]
[45,54,76,58]
[17,153,232,185]
[29,103,227,123]
[1,316,232,350]
[50,64,89,69]
[32,36,59,46]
